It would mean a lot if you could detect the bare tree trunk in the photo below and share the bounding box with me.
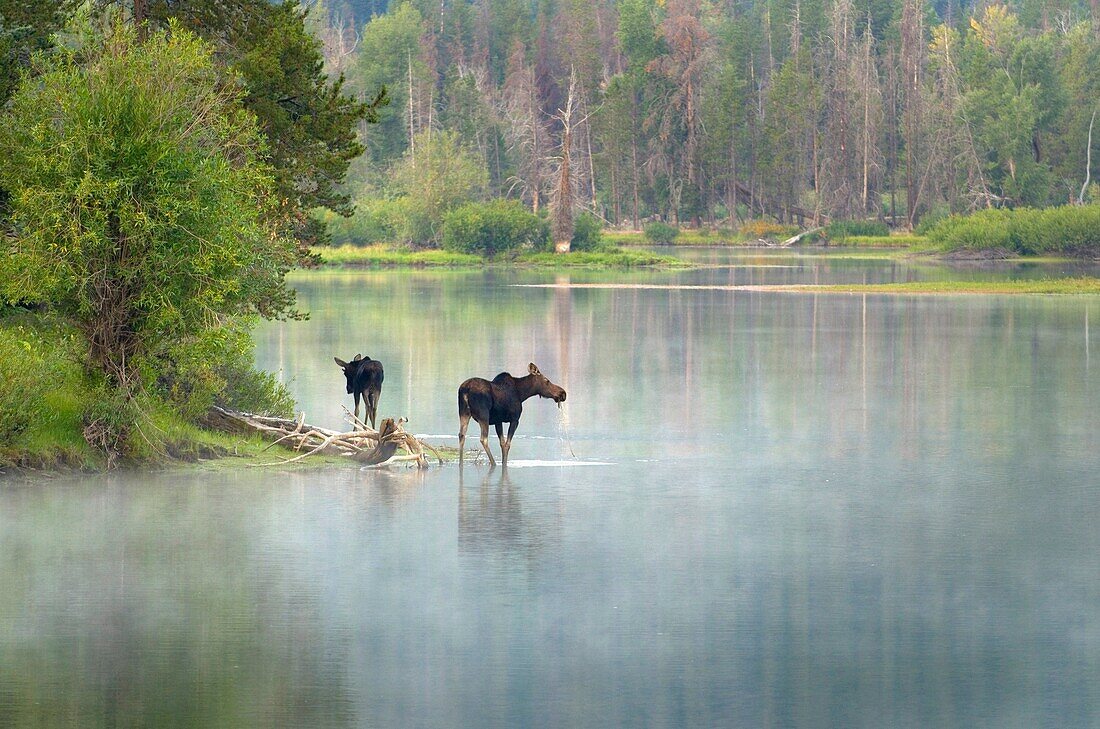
[1081,108,1097,204]
[407,52,416,165]
[610,164,620,225]
[134,0,147,39]
[552,67,582,252]
[531,80,542,214]
[631,100,640,228]
[728,125,738,228]
[584,95,597,209]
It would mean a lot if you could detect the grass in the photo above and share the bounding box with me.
[318,245,483,267]
[787,277,1100,295]
[511,249,689,267]
[605,229,748,247]
[828,234,931,249]
[604,228,938,250]
[315,243,690,268]
[926,205,1100,257]
[0,312,348,474]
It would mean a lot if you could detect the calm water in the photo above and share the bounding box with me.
[2,252,1098,727]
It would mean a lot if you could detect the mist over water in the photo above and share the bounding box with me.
[3,251,1098,727]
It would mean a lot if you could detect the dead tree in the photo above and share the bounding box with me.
[550,66,589,252]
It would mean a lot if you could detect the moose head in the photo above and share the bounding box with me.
[334,353,365,394]
[527,363,567,403]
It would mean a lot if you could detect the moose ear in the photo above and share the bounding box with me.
[334,357,348,368]
[528,363,540,375]
[353,353,363,362]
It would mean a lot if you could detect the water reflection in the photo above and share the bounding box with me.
[457,468,559,572]
[3,254,1099,727]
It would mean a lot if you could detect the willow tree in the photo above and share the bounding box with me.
[0,25,298,448]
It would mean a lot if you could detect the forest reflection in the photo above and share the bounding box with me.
[2,257,1096,727]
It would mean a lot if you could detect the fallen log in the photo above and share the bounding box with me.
[780,226,825,247]
[202,406,439,468]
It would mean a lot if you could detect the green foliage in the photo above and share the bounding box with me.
[349,1,425,163]
[513,249,688,267]
[314,1,1100,232]
[826,220,890,238]
[644,222,680,245]
[317,245,483,267]
[0,25,298,453]
[139,0,383,248]
[316,198,400,246]
[388,130,489,245]
[0,1,77,104]
[840,235,929,249]
[157,324,294,421]
[914,206,952,236]
[927,205,1100,256]
[442,200,548,256]
[0,325,54,443]
[570,212,605,251]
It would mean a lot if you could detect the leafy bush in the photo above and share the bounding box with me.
[914,205,950,236]
[826,220,889,238]
[388,130,489,245]
[156,325,295,421]
[319,198,400,246]
[644,221,680,245]
[0,326,53,443]
[926,205,1100,256]
[570,212,605,251]
[0,26,299,455]
[442,200,548,256]
[737,219,796,239]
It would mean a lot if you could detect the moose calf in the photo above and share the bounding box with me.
[335,354,384,429]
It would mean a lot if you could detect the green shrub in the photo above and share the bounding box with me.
[570,212,605,251]
[442,200,548,256]
[0,326,53,443]
[644,221,680,245]
[826,220,889,238]
[319,198,399,246]
[156,325,295,421]
[913,205,950,235]
[927,205,1100,256]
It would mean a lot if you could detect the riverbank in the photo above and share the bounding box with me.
[315,244,690,268]
[604,229,933,250]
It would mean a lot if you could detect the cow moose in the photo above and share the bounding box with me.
[334,354,384,429]
[458,363,567,468]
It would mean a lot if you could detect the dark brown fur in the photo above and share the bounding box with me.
[334,354,384,429]
[458,363,566,467]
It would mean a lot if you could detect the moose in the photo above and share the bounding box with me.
[458,363,567,468]
[334,354,384,429]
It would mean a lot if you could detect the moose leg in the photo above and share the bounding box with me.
[353,391,361,420]
[495,423,506,466]
[458,412,470,466]
[366,391,377,430]
[502,420,519,467]
[479,420,496,468]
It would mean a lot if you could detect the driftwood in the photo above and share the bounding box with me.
[780,226,825,247]
[202,405,441,469]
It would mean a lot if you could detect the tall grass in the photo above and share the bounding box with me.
[0,318,93,468]
[825,220,890,238]
[927,205,1100,256]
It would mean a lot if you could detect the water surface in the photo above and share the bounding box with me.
[2,253,1098,727]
